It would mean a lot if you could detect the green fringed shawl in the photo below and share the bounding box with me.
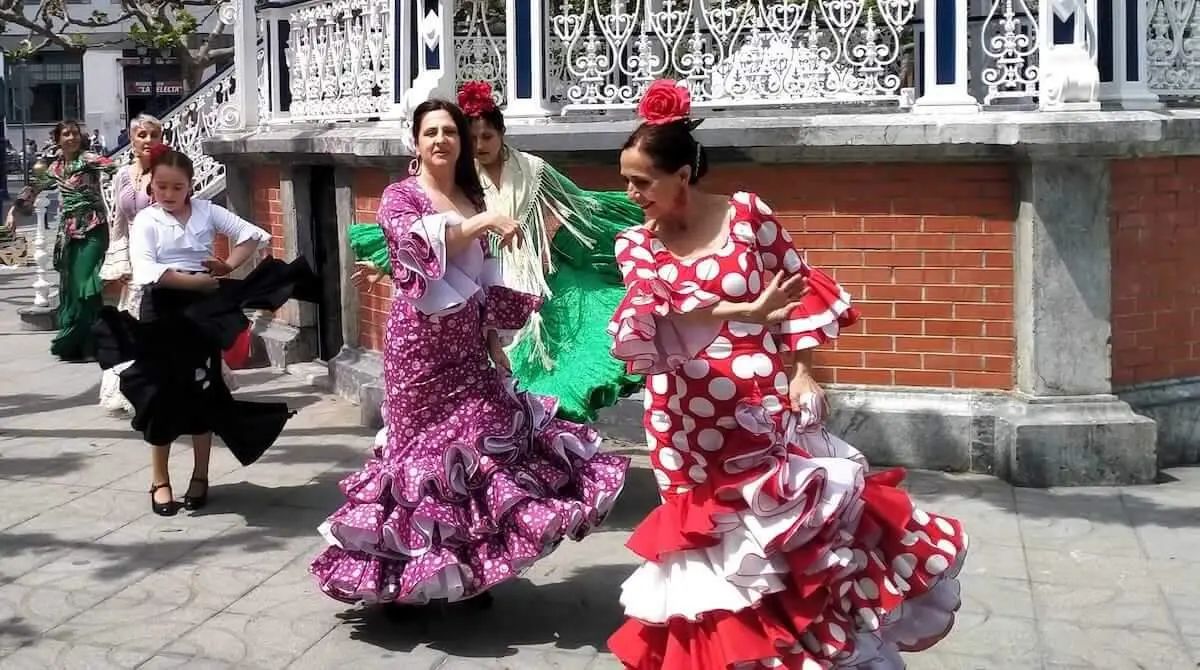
[349,147,645,422]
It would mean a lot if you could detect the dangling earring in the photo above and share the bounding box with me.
[408,157,421,176]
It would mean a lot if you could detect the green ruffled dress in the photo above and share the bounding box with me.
[349,151,643,423]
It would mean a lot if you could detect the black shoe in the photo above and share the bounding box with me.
[183,477,208,511]
[150,483,176,517]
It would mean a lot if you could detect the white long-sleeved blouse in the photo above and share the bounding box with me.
[129,199,270,287]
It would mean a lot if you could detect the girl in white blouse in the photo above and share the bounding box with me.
[128,148,272,516]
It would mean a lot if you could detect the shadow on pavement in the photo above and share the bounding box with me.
[0,383,102,421]
[334,561,634,658]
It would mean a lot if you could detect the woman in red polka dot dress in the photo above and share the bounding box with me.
[605,80,969,669]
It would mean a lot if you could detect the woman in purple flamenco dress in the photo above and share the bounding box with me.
[311,99,629,607]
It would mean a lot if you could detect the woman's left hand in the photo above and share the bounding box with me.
[351,261,386,288]
[202,257,234,277]
[788,369,828,419]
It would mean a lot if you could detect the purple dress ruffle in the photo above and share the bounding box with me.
[310,178,629,605]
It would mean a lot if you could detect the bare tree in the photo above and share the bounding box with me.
[0,0,233,91]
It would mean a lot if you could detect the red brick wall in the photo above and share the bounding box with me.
[212,167,279,259]
[564,163,1016,390]
[336,162,1017,390]
[354,169,393,351]
[253,166,286,258]
[1111,157,1200,386]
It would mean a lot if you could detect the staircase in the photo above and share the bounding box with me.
[101,58,247,213]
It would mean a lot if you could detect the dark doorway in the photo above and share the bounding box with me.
[305,166,344,361]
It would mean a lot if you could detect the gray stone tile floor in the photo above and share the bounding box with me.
[1,260,1199,669]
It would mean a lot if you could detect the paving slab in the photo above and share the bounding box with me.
[2,260,1199,670]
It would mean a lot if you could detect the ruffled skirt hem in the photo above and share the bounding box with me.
[610,430,968,670]
[311,384,629,604]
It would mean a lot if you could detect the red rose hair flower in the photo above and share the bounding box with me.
[637,79,692,125]
[458,81,497,117]
[147,143,173,162]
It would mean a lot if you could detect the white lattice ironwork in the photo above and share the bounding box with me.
[980,0,1040,104]
[451,34,573,106]
[101,67,239,214]
[549,0,917,108]
[1147,0,1200,95]
[285,0,394,121]
[454,0,508,102]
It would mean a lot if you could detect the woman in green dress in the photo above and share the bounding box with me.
[5,120,116,361]
[349,82,644,423]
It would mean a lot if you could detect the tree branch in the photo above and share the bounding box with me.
[203,45,233,61]
[65,10,136,29]
[193,15,228,63]
[0,11,77,51]
[2,0,225,71]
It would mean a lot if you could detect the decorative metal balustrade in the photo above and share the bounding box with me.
[101,1,263,214]
[134,0,1200,143]
[1148,0,1200,96]
[101,65,240,215]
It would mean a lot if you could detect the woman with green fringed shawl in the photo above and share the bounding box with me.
[6,120,116,362]
[349,81,645,423]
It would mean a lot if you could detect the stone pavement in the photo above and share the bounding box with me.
[2,262,1200,670]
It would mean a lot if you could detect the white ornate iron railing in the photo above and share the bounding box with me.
[979,0,1040,105]
[101,65,240,215]
[224,0,1200,130]
[1147,0,1200,96]
[269,0,396,122]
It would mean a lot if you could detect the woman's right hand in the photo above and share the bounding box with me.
[749,272,809,323]
[487,214,523,250]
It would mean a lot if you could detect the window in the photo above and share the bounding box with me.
[7,53,84,125]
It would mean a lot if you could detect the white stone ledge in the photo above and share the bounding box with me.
[204,108,1200,165]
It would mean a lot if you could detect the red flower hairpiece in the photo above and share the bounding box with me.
[637,79,692,125]
[458,81,497,117]
[147,143,173,162]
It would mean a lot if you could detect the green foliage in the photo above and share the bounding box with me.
[128,7,201,50]
[0,0,231,89]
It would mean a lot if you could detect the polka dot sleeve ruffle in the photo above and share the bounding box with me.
[606,228,722,376]
[748,193,860,352]
[377,181,445,302]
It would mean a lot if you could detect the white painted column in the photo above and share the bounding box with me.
[504,0,553,118]
[82,50,124,146]
[415,0,458,99]
[223,0,261,129]
[1099,0,1162,108]
[913,0,981,113]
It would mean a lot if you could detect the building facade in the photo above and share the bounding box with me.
[160,0,1200,487]
[1,0,228,148]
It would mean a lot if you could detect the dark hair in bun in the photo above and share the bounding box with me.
[621,118,708,185]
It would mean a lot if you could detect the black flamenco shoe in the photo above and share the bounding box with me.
[150,483,177,517]
[183,477,209,511]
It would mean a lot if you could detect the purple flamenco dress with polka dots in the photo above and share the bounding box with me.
[311,177,629,605]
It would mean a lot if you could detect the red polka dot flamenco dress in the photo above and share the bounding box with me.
[605,192,969,669]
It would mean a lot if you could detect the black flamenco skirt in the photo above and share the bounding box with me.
[92,257,322,466]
